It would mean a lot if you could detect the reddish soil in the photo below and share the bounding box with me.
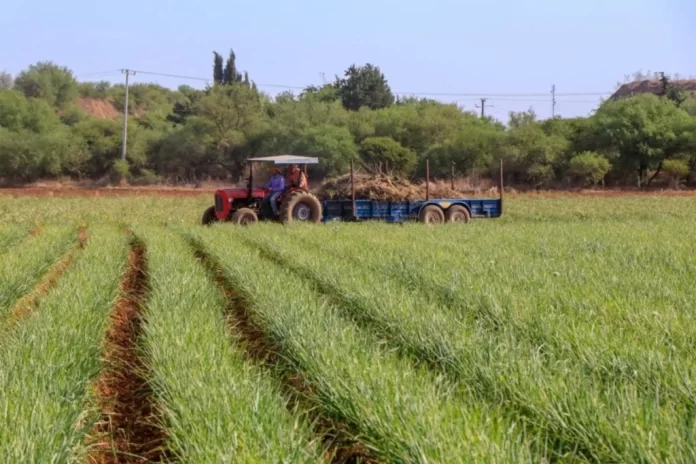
[86,242,168,463]
[0,187,213,198]
[77,97,121,120]
[7,227,87,326]
[192,246,374,464]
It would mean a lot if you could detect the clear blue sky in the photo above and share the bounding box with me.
[2,0,694,120]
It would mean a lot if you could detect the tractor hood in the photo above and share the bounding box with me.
[215,187,268,199]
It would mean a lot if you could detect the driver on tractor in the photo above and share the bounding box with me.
[287,164,308,190]
[264,167,285,217]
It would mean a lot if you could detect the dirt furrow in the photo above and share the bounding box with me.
[7,227,87,326]
[191,245,375,464]
[86,239,168,464]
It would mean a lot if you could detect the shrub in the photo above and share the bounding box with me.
[568,151,611,186]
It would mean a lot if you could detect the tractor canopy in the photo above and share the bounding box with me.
[246,155,319,165]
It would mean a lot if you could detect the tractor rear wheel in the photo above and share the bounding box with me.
[445,205,470,223]
[231,208,258,226]
[279,191,322,224]
[201,206,217,225]
[419,205,445,224]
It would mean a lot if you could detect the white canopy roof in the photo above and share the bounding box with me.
[247,155,319,165]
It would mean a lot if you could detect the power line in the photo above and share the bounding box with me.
[103,68,612,98]
[76,70,122,78]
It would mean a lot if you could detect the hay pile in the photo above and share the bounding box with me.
[317,173,478,201]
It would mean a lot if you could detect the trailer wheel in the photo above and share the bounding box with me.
[446,205,470,223]
[201,206,217,226]
[279,191,322,224]
[419,205,445,224]
[231,208,258,226]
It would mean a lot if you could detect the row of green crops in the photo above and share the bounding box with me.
[2,195,696,226]
[238,221,696,463]
[0,195,209,226]
[0,225,29,250]
[193,226,549,463]
[135,227,324,463]
[0,225,79,322]
[0,226,127,462]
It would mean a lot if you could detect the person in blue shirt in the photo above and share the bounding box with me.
[265,167,285,216]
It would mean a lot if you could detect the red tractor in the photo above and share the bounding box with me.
[201,155,323,225]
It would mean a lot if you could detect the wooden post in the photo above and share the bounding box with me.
[425,158,430,201]
[499,159,504,215]
[451,161,455,190]
[351,159,356,219]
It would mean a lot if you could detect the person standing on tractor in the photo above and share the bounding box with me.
[264,167,285,217]
[287,164,308,190]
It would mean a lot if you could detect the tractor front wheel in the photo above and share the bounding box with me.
[201,206,217,225]
[419,205,445,224]
[231,208,258,226]
[279,191,322,224]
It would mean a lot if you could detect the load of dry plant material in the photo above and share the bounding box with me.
[317,173,482,201]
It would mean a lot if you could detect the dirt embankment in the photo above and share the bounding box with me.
[0,186,214,198]
[77,98,121,120]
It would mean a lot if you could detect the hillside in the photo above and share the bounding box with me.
[76,97,120,120]
[611,79,696,99]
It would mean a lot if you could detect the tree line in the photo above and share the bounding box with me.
[1,51,695,188]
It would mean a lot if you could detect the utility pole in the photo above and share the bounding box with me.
[476,98,487,118]
[120,69,135,161]
[551,84,557,118]
[319,72,327,85]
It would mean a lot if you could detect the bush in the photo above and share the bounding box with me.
[112,159,131,182]
[662,159,690,188]
[359,136,416,175]
[568,152,611,186]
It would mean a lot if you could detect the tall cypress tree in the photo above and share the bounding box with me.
[223,49,242,84]
[213,52,224,84]
[243,71,250,88]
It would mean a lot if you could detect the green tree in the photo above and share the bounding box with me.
[662,158,690,188]
[503,121,569,187]
[13,61,78,108]
[423,121,504,178]
[567,151,611,186]
[223,49,243,85]
[593,94,695,186]
[336,64,394,111]
[0,89,62,132]
[659,72,687,107]
[191,83,267,173]
[358,137,416,175]
[300,84,340,103]
[292,125,356,177]
[0,71,12,89]
[213,52,224,84]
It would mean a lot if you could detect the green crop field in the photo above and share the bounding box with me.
[0,193,695,463]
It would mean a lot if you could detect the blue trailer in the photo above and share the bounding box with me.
[321,197,502,223]
[320,159,504,224]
